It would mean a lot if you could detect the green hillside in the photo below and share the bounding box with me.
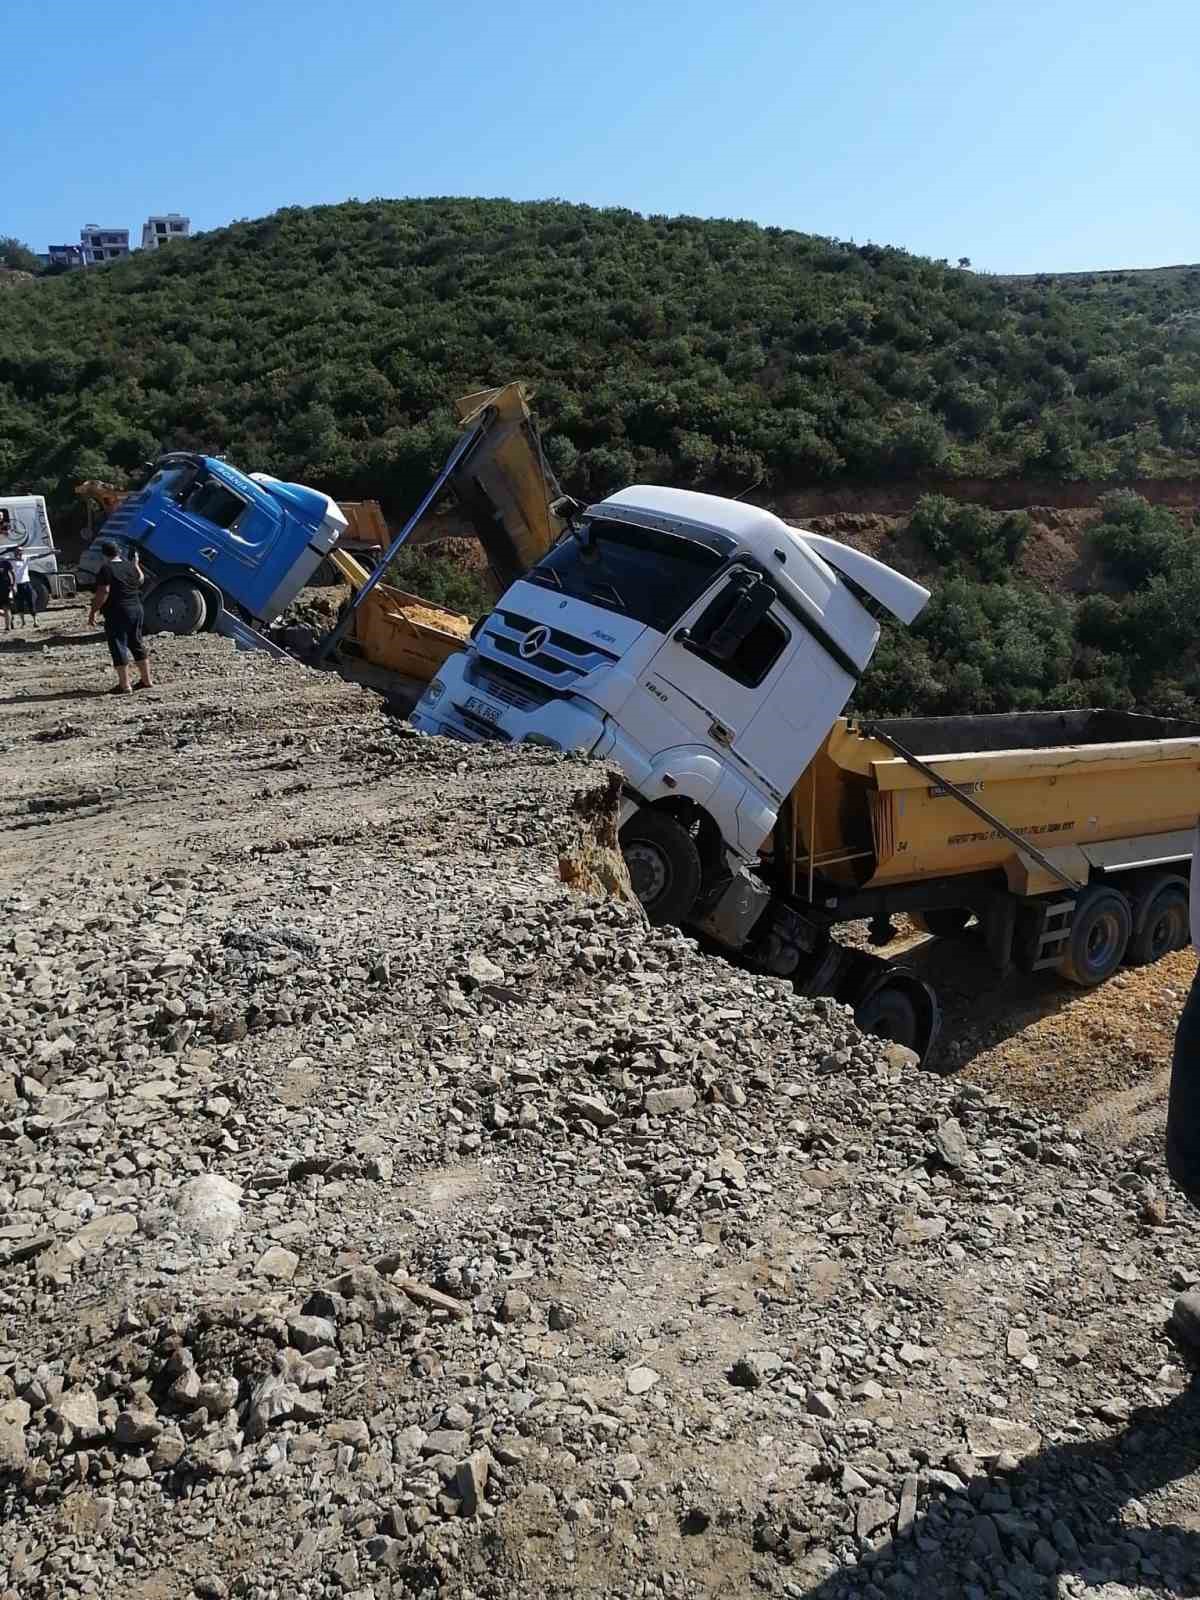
[2,199,1200,518]
[856,491,1200,720]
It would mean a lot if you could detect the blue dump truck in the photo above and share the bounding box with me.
[78,452,346,645]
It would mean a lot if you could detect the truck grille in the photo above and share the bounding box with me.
[477,609,618,693]
[496,610,618,661]
[467,660,551,712]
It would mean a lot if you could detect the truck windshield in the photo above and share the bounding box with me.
[143,464,192,499]
[527,518,728,632]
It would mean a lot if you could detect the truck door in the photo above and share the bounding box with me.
[148,472,281,609]
[645,568,848,798]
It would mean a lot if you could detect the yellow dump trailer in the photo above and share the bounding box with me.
[318,382,563,703]
[451,384,565,594]
[326,548,471,700]
[337,500,388,559]
[760,710,1200,1033]
[789,711,1200,898]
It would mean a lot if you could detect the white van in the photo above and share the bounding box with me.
[0,496,66,609]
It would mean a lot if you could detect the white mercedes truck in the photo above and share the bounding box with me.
[411,484,1200,1061]
[408,487,951,1045]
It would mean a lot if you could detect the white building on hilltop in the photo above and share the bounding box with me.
[80,225,130,264]
[141,213,191,249]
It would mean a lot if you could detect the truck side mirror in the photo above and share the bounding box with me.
[689,573,776,662]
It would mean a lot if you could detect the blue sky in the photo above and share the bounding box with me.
[7,0,1197,273]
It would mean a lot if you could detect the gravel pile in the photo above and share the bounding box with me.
[4,609,1200,1600]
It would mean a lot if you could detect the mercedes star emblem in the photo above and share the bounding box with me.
[518,625,551,660]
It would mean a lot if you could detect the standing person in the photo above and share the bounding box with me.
[0,557,14,632]
[10,549,38,628]
[87,539,153,693]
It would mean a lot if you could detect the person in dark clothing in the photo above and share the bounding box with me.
[87,539,153,693]
[0,557,14,632]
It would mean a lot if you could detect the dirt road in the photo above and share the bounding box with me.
[878,921,1195,1140]
[4,600,1200,1600]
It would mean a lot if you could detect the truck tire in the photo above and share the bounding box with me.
[1059,886,1132,987]
[619,809,702,928]
[909,907,973,939]
[145,579,207,636]
[856,986,918,1045]
[1127,876,1189,966]
[851,968,942,1065]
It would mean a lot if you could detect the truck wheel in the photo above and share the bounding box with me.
[1127,877,1189,966]
[1059,886,1132,987]
[620,809,702,928]
[910,907,973,939]
[145,579,207,636]
[856,986,919,1046]
[852,969,942,1065]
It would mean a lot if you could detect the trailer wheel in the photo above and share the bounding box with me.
[29,574,51,614]
[909,907,973,939]
[851,968,942,1065]
[620,809,702,928]
[145,579,207,636]
[1059,886,1132,987]
[856,986,919,1046]
[1127,877,1189,967]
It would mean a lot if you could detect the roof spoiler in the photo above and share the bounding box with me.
[798,531,930,625]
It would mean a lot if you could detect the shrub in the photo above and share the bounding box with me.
[857,579,1074,717]
[908,495,1029,582]
[1089,491,1188,586]
[0,197,1196,532]
[387,547,493,617]
[0,236,40,274]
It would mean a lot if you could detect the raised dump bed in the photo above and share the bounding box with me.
[315,382,564,706]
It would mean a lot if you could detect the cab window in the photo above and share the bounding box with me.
[187,481,247,530]
[687,584,790,687]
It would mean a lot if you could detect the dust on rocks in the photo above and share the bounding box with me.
[3,604,1200,1599]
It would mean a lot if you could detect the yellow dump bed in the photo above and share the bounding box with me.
[452,383,564,594]
[337,499,388,553]
[322,381,562,693]
[788,710,1200,899]
[328,549,470,683]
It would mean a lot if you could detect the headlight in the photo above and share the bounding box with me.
[424,678,445,704]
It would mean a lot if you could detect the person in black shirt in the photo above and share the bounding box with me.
[0,557,14,632]
[88,539,154,693]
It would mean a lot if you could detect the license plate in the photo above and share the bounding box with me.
[464,695,502,726]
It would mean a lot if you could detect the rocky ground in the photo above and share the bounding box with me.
[4,602,1200,1600]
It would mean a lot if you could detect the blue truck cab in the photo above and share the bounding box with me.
[79,452,346,637]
